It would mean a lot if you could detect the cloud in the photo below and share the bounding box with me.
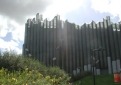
[0,0,84,41]
[0,0,85,54]
[91,0,121,20]
[0,16,8,37]
[43,0,84,20]
[0,38,22,54]
[0,0,53,54]
[0,28,8,37]
[0,15,24,42]
[0,0,53,24]
[0,15,24,54]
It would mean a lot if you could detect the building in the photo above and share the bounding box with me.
[23,13,121,75]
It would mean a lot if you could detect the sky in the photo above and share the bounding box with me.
[0,0,121,54]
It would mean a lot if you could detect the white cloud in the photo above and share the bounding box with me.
[0,15,24,42]
[0,0,85,54]
[91,0,121,20]
[10,20,25,42]
[43,0,84,20]
[0,38,22,54]
[0,15,24,54]
[0,28,8,37]
[0,16,8,37]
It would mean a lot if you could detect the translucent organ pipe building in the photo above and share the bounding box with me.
[23,13,121,75]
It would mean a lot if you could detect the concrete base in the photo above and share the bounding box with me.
[73,70,76,75]
[84,65,88,71]
[88,64,91,71]
[107,57,112,74]
[96,69,100,75]
[112,61,117,73]
[116,59,121,72]
[77,68,80,74]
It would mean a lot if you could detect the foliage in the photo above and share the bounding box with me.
[70,71,92,82]
[47,66,71,84]
[0,51,70,85]
[0,67,69,85]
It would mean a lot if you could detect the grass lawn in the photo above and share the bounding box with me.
[73,74,121,85]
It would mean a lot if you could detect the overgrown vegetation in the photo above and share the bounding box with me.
[70,71,92,82]
[0,50,70,85]
[0,51,117,85]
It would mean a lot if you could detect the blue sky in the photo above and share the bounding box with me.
[0,0,120,54]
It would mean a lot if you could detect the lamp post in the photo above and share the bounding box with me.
[28,54,32,58]
[92,46,105,85]
[52,57,56,67]
[52,46,60,67]
[25,48,29,57]
[77,67,81,73]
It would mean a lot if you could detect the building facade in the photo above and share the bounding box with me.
[23,13,121,75]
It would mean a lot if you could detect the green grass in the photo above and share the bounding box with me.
[74,74,121,85]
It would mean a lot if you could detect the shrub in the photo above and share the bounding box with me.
[70,71,92,82]
[0,51,70,84]
[46,66,71,84]
[0,67,69,85]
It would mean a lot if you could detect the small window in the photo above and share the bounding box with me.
[117,24,120,31]
[90,24,92,28]
[32,18,35,23]
[75,25,77,29]
[36,13,39,21]
[106,16,110,25]
[41,21,43,27]
[117,28,120,31]
[51,20,53,28]
[47,21,49,28]
[104,20,107,28]
[79,26,81,29]
[39,15,43,21]
[44,20,46,28]
[28,19,31,27]
[97,23,99,28]
[113,24,116,31]
[119,21,121,24]
[86,24,88,28]
[61,21,64,28]
[91,21,96,29]
[100,22,103,28]
[28,25,30,28]
[93,22,96,29]
[54,18,56,28]
[57,15,60,20]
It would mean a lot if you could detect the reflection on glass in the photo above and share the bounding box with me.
[44,19,46,28]
[92,21,96,29]
[113,24,116,31]
[100,22,103,28]
[54,18,56,28]
[97,23,99,28]
[117,28,120,31]
[41,21,43,26]
[104,20,107,28]
[61,21,64,28]
[90,24,92,28]
[47,21,49,28]
[113,28,116,31]
[51,20,53,28]
[117,24,120,31]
